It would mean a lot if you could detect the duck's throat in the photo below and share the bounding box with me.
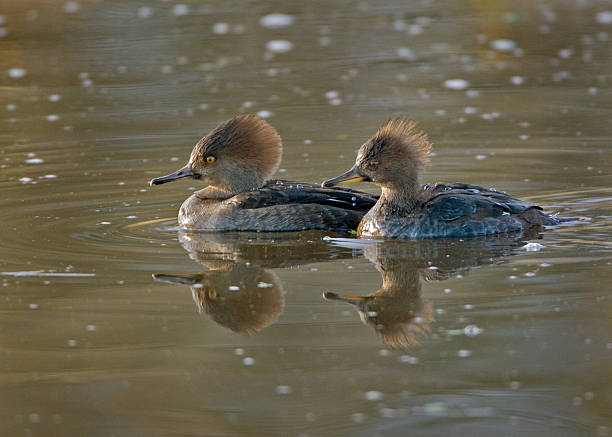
[377,182,419,215]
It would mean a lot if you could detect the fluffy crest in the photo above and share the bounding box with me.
[191,114,282,179]
[362,117,432,169]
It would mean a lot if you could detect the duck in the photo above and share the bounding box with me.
[322,117,560,239]
[149,115,378,232]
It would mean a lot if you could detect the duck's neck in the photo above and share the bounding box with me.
[376,177,419,215]
[197,167,267,200]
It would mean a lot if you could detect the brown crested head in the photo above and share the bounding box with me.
[190,114,282,181]
[356,117,431,183]
[322,117,431,190]
[149,114,282,195]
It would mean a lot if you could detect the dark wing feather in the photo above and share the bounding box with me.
[422,183,537,222]
[233,180,378,213]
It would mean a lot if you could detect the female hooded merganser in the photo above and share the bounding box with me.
[322,117,560,238]
[149,115,377,232]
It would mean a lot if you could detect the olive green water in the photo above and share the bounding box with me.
[1,1,611,436]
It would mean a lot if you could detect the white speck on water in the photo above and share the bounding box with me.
[352,413,365,423]
[234,348,244,356]
[444,79,469,90]
[64,1,80,13]
[475,154,487,160]
[409,24,423,35]
[364,391,383,401]
[596,11,612,24]
[464,106,477,114]
[510,381,521,390]
[329,98,342,105]
[304,139,312,145]
[256,110,272,118]
[257,282,273,288]
[522,242,545,252]
[87,325,96,331]
[28,413,41,424]
[585,392,595,401]
[524,272,536,277]
[457,349,472,358]
[170,157,179,162]
[126,215,137,219]
[44,174,56,179]
[137,7,152,18]
[198,103,209,111]
[118,182,125,186]
[378,349,390,357]
[29,303,38,310]
[78,72,88,80]
[588,87,598,95]
[8,68,27,78]
[173,4,189,16]
[310,267,318,272]
[213,22,229,34]
[0,28,7,38]
[98,221,111,225]
[228,285,240,291]
[325,90,339,99]
[490,39,516,51]
[443,288,452,294]
[466,89,480,98]
[266,40,293,53]
[67,339,77,347]
[275,385,292,395]
[48,94,61,102]
[559,48,573,59]
[519,134,529,140]
[260,13,295,29]
[464,304,474,310]
[366,311,378,318]
[46,114,59,122]
[0,15,5,25]
[82,79,92,87]
[26,158,43,164]
[319,36,331,46]
[6,104,16,111]
[539,263,551,267]
[511,76,524,85]
[242,357,255,366]
[397,47,416,60]
[19,177,32,183]
[464,324,482,337]
[161,65,173,74]
[2,271,95,278]
[508,275,518,280]
[399,355,419,364]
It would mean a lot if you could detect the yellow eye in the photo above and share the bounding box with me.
[206,156,215,164]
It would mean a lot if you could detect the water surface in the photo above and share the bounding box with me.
[1,0,611,436]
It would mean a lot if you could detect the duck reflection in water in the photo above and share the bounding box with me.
[154,231,360,334]
[324,234,534,348]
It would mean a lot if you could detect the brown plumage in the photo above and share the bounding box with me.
[322,117,561,238]
[149,115,378,232]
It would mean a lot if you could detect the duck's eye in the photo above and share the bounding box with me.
[206,156,216,164]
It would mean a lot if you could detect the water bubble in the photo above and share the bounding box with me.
[457,349,471,358]
[399,355,419,364]
[29,303,38,309]
[275,385,292,395]
[26,158,43,164]
[64,1,80,13]
[521,242,545,252]
[213,22,229,34]
[228,285,240,291]
[463,325,482,337]
[19,177,32,183]
[67,339,77,347]
[266,40,293,53]
[364,391,383,401]
[475,154,487,160]
[596,11,612,24]
[87,325,96,331]
[173,4,189,16]
[444,79,469,90]
[137,7,152,18]
[234,348,244,356]
[558,48,573,59]
[242,357,255,366]
[8,68,27,78]
[260,13,295,29]
[511,76,524,85]
[490,39,516,51]
[256,110,272,118]
[351,413,365,423]
[397,47,416,60]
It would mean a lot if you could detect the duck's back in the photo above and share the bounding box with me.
[359,183,558,238]
[179,180,378,232]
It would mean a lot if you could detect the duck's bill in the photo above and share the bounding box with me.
[323,291,367,304]
[149,165,198,186]
[321,166,370,187]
